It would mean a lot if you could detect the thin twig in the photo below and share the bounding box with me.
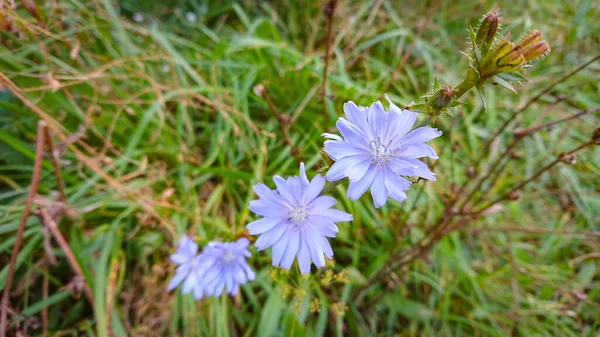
[512,106,599,137]
[0,71,176,238]
[322,0,338,125]
[42,267,49,337]
[470,55,600,175]
[451,56,600,213]
[0,121,46,337]
[467,140,595,216]
[463,225,600,237]
[38,206,94,306]
[254,84,301,164]
[43,127,67,203]
[359,134,597,301]
[569,252,600,266]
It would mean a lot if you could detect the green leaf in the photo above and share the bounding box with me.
[475,86,488,111]
[258,291,286,337]
[433,77,441,90]
[492,75,517,93]
[22,291,72,316]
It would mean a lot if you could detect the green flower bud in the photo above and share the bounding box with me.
[430,87,454,108]
[475,9,499,46]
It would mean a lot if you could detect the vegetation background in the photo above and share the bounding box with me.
[0,0,599,336]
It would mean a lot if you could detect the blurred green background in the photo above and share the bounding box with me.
[0,0,599,336]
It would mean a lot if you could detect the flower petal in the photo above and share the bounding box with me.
[384,167,409,202]
[299,162,310,187]
[319,209,353,222]
[302,174,325,204]
[403,158,437,181]
[345,157,373,182]
[402,127,442,144]
[297,238,311,274]
[398,143,438,159]
[368,101,386,137]
[304,230,325,268]
[323,140,366,161]
[246,217,284,235]
[273,176,295,204]
[314,235,333,259]
[255,224,287,251]
[193,283,204,300]
[371,168,388,208]
[347,165,376,200]
[385,95,417,140]
[325,154,365,181]
[336,118,370,149]
[388,157,417,176]
[343,101,372,139]
[307,196,337,211]
[253,183,292,208]
[280,230,300,270]
[248,200,289,217]
[309,215,339,237]
[271,231,289,267]
[322,132,342,140]
[168,270,188,291]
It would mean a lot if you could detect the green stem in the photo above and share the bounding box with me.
[320,179,344,195]
[453,67,480,100]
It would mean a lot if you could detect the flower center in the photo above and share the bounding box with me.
[370,137,393,166]
[288,207,308,227]
[221,250,236,264]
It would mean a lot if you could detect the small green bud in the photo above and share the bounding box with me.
[430,86,455,108]
[331,302,348,317]
[334,269,349,284]
[475,9,499,46]
[309,298,321,313]
[321,269,334,287]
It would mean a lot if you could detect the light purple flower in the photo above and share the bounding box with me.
[247,163,353,274]
[168,236,255,300]
[323,96,442,208]
[168,235,204,298]
[200,238,255,297]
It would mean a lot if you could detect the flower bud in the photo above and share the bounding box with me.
[521,41,550,62]
[515,30,542,50]
[485,34,513,65]
[475,9,499,46]
[430,87,454,108]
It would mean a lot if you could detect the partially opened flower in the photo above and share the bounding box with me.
[247,163,353,274]
[323,96,442,208]
[167,235,205,299]
[200,238,255,297]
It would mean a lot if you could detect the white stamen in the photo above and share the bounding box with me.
[221,250,236,264]
[288,207,308,229]
[370,137,393,166]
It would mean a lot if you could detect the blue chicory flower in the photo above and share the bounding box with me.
[199,238,255,297]
[168,235,205,298]
[168,236,255,299]
[323,96,442,208]
[247,163,353,274]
